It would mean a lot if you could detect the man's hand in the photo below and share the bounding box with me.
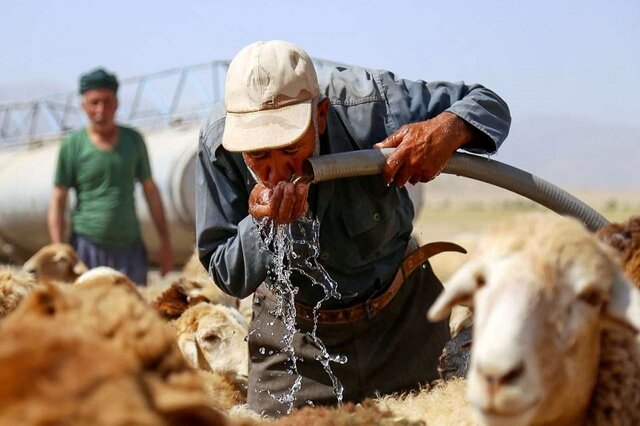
[374,112,475,187]
[159,238,174,276]
[249,181,309,224]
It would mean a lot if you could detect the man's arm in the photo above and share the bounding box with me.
[141,178,174,275]
[196,118,272,299]
[373,71,512,186]
[48,185,68,243]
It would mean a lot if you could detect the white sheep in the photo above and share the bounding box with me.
[428,213,640,426]
[429,233,477,337]
[74,266,140,294]
[182,248,210,278]
[172,302,249,377]
[22,242,88,282]
[375,379,475,425]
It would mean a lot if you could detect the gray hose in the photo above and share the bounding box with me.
[306,149,610,232]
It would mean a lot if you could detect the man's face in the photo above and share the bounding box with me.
[242,122,316,186]
[82,89,117,130]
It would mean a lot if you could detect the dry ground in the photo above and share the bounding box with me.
[412,175,640,243]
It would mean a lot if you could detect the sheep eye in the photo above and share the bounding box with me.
[203,335,221,343]
[578,289,604,307]
[475,274,486,288]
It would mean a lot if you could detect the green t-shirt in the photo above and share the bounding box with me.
[54,126,152,247]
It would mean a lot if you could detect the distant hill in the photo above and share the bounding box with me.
[495,115,639,190]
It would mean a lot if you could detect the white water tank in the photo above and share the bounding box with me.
[0,123,201,265]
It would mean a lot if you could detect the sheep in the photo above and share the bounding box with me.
[148,249,240,320]
[429,234,476,337]
[181,248,253,323]
[75,265,141,295]
[22,242,88,282]
[152,276,240,320]
[428,212,640,426]
[198,370,249,414]
[596,215,640,287]
[0,267,42,318]
[437,215,640,383]
[0,319,229,425]
[0,275,229,425]
[183,248,210,278]
[437,326,473,381]
[270,402,424,426]
[375,379,474,426]
[172,302,249,377]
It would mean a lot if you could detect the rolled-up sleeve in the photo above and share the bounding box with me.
[195,114,272,299]
[376,70,511,153]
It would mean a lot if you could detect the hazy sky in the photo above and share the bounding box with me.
[1,0,638,123]
[1,0,638,188]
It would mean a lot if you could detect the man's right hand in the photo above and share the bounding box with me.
[248,181,309,224]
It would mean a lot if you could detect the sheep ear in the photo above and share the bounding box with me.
[22,259,36,275]
[52,251,70,264]
[177,335,199,369]
[604,271,640,333]
[73,261,88,275]
[428,264,480,322]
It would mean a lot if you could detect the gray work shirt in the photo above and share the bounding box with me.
[196,66,510,308]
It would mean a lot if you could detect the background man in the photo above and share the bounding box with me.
[196,40,510,415]
[48,68,173,284]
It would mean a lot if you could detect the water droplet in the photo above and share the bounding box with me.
[259,347,266,355]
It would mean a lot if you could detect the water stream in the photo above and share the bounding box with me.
[254,215,347,414]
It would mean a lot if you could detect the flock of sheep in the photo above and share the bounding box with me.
[0,212,638,425]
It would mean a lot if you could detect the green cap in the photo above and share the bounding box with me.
[79,68,119,94]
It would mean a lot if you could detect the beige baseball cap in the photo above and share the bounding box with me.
[221,40,320,152]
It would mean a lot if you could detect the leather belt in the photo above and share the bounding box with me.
[294,241,467,324]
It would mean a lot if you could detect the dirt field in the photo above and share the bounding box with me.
[412,174,640,244]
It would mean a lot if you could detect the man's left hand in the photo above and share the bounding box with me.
[374,112,474,187]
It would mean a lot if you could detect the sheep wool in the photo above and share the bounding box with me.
[587,327,640,426]
[0,267,41,318]
[375,379,477,426]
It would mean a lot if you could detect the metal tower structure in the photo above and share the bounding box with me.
[0,58,346,148]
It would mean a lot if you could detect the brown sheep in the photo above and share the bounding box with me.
[0,320,228,425]
[0,267,42,318]
[153,276,240,320]
[270,402,422,426]
[0,277,229,425]
[180,248,253,324]
[22,243,88,282]
[596,215,640,287]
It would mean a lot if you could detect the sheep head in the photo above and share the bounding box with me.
[174,303,249,377]
[428,213,640,426]
[22,243,88,283]
[596,215,640,287]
